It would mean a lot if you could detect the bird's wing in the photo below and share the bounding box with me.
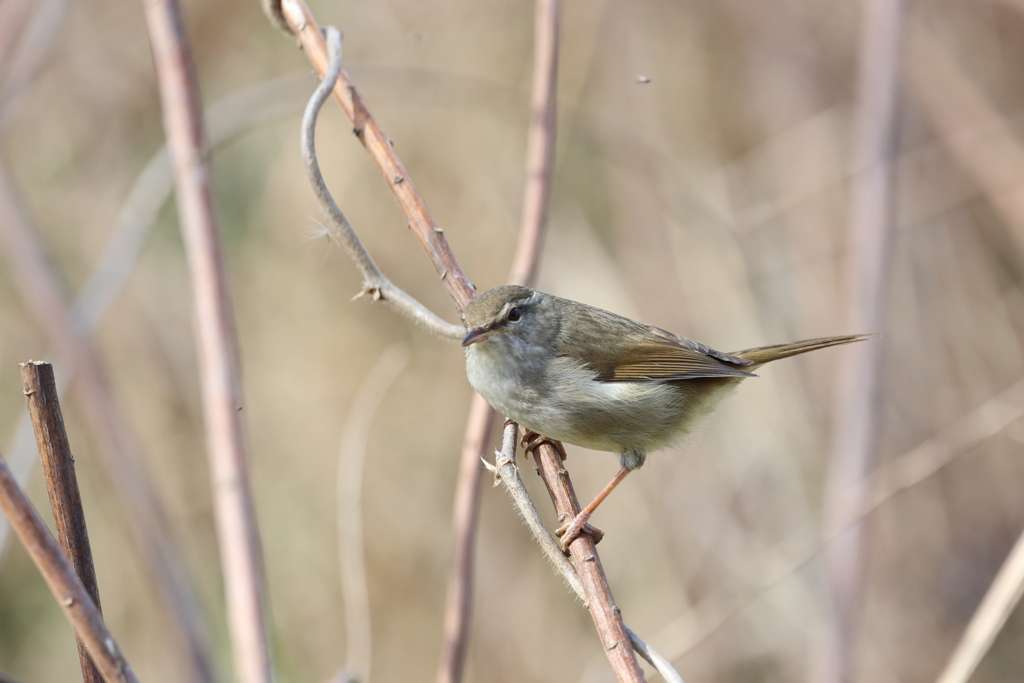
[643,324,754,366]
[557,304,756,382]
[591,339,757,382]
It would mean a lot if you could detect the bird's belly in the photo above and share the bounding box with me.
[546,376,740,453]
[466,347,741,454]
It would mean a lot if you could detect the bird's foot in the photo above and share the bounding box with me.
[521,430,568,461]
[555,513,604,550]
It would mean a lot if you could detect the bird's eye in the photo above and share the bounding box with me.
[507,307,521,322]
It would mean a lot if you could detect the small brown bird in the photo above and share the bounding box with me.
[462,285,869,547]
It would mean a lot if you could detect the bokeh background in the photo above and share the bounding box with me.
[2,0,1024,682]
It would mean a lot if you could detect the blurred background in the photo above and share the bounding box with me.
[2,0,1024,681]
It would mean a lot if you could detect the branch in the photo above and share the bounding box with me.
[142,0,271,680]
[0,452,138,683]
[508,0,559,288]
[485,423,683,683]
[532,440,646,682]
[300,28,463,340]
[439,0,560,679]
[819,0,904,679]
[21,362,103,683]
[935,525,1024,683]
[277,0,475,312]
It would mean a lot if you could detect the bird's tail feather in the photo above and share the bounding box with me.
[729,334,875,366]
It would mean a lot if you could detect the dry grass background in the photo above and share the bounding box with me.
[2,0,1024,681]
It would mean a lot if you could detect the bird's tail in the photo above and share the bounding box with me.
[729,334,875,366]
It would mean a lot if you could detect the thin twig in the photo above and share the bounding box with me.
[819,0,904,679]
[935,526,1024,683]
[21,361,103,683]
[300,29,463,340]
[142,0,271,680]
[0,452,138,683]
[337,344,411,682]
[276,0,475,312]
[438,1,560,679]
[484,422,584,597]
[485,423,683,683]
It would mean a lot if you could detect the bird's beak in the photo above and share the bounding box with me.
[462,327,497,347]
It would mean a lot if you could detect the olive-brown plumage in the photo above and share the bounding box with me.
[462,285,870,546]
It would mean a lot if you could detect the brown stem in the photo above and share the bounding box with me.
[20,362,103,683]
[278,0,475,313]
[508,0,560,288]
[0,453,138,683]
[435,394,494,683]
[437,1,561,680]
[300,29,463,340]
[533,442,646,682]
[142,0,271,681]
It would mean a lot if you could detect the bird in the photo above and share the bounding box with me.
[461,284,870,548]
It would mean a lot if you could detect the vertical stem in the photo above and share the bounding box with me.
[819,0,903,680]
[508,0,560,288]
[142,0,271,681]
[435,394,494,683]
[437,2,560,681]
[21,361,103,683]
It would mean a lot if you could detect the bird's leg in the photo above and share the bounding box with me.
[520,429,568,461]
[555,466,632,550]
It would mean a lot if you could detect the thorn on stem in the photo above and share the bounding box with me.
[354,286,383,302]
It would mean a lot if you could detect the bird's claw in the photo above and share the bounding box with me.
[521,430,568,461]
[555,513,604,550]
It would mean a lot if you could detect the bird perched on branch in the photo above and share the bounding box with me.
[462,285,870,548]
